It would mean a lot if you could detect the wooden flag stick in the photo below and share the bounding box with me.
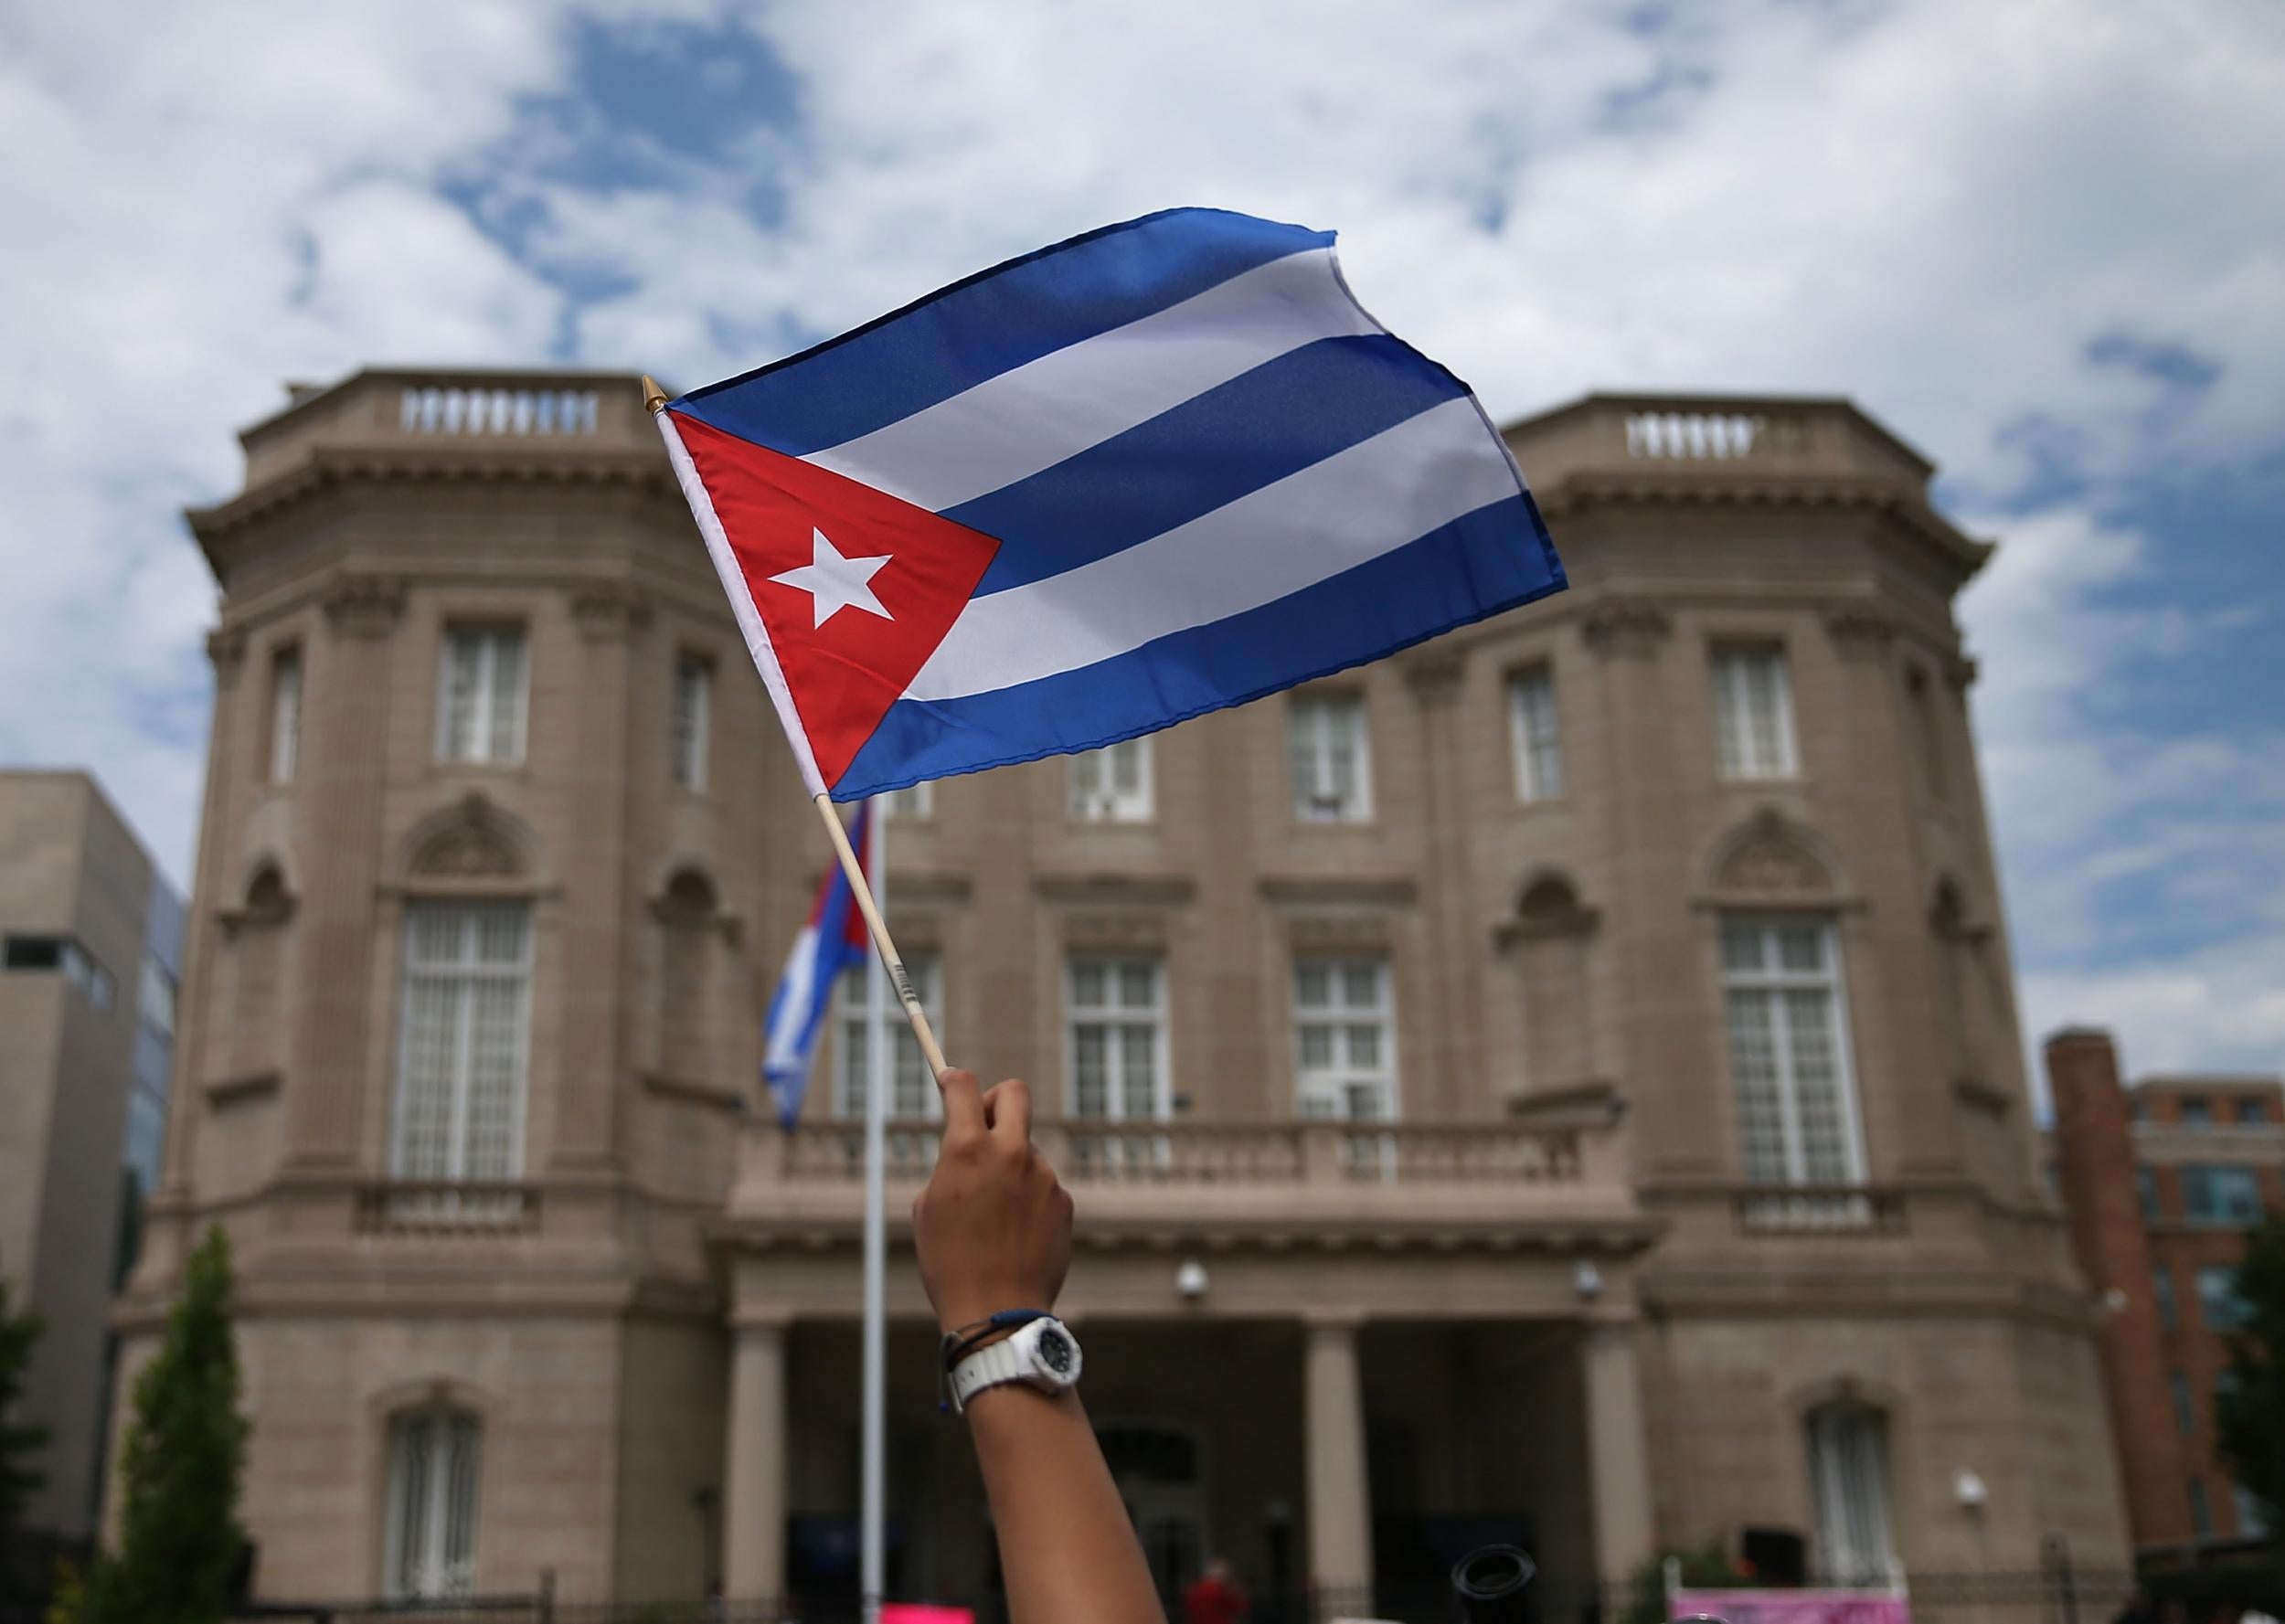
[813,792,951,1079]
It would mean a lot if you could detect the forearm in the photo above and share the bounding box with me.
[967,1385,1164,1624]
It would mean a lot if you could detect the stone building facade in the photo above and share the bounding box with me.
[2,769,181,1546]
[2047,1029,2282,1556]
[117,370,2130,1617]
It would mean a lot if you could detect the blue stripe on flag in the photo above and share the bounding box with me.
[834,491,1563,799]
[670,208,1333,460]
[953,334,1471,599]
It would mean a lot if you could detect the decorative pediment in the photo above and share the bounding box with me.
[1700,808,1847,906]
[398,791,539,888]
[414,820,520,878]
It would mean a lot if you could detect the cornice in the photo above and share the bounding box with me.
[186,444,676,547]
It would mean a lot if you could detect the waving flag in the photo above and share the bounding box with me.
[654,207,1564,801]
[761,801,872,1127]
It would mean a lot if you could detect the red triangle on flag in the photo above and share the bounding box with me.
[672,411,1002,789]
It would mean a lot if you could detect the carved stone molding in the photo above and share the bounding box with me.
[1823,602,1897,653]
[1063,912,1170,952]
[1944,653,1980,690]
[1697,806,1846,907]
[407,791,529,882]
[1400,649,1465,704]
[1580,599,1672,660]
[570,580,653,641]
[321,574,407,638]
[1256,876,1417,908]
[1288,914,1395,953]
[894,872,975,906]
[1033,873,1195,908]
[218,863,295,935]
[205,626,248,674]
[1493,874,1600,948]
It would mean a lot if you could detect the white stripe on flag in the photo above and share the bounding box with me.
[903,396,1519,704]
[802,248,1375,515]
[765,923,823,1075]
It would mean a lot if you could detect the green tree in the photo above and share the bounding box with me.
[2215,1212,2285,1544]
[87,1227,249,1624]
[0,1275,52,1603]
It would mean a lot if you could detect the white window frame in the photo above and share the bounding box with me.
[834,953,943,1121]
[883,781,933,821]
[1291,957,1398,1123]
[1507,663,1564,802]
[1290,693,1373,823]
[1065,956,1171,1122]
[1711,644,1799,780]
[434,626,528,765]
[1719,915,1867,1187]
[672,653,711,791]
[269,644,302,785]
[383,1407,481,1600]
[388,904,533,1183]
[1805,1404,1897,1583]
[1069,738,1154,823]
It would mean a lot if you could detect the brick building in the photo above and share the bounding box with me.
[2047,1028,2283,1555]
[114,369,2131,1617]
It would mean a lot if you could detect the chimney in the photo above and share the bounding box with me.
[2045,1027,2190,1546]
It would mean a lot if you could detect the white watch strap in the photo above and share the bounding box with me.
[950,1336,1028,1413]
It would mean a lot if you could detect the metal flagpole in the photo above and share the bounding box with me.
[860,794,890,1624]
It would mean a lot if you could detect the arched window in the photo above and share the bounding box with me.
[1804,1402,1895,1581]
[228,865,292,1077]
[1512,876,1596,1092]
[657,869,719,1085]
[383,1406,481,1599]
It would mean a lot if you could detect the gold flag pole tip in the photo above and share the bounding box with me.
[640,375,669,414]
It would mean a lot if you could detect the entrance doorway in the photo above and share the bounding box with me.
[1098,1419,1209,1609]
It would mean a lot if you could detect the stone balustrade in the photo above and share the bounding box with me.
[763,1117,1589,1188]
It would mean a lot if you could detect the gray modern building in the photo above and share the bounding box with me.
[0,769,182,1546]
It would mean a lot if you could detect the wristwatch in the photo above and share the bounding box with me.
[948,1315,1083,1414]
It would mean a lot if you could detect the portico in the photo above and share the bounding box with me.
[715,1112,1658,1620]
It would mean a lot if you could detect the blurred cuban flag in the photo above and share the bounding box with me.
[760,801,872,1127]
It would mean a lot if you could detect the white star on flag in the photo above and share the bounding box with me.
[770,527,895,629]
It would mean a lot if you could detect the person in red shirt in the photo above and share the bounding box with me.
[1183,1556,1249,1624]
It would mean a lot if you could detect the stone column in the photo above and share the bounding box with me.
[1305,1315,1373,1620]
[1580,1321,1654,1583]
[723,1317,789,1603]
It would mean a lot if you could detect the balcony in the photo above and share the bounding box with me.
[728,1117,1641,1244]
[351,1181,542,1237]
[1731,1186,1908,1237]
[228,366,659,489]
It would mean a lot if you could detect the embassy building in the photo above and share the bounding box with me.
[118,368,2131,1619]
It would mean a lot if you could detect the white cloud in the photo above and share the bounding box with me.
[0,3,573,881]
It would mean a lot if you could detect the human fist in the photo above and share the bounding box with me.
[912,1070,1075,1334]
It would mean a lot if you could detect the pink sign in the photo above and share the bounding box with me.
[881,1607,975,1624]
[1674,1589,1911,1624]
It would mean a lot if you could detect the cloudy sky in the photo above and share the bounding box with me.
[3,0,2280,1082]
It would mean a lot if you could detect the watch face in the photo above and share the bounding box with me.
[1034,1326,1075,1378]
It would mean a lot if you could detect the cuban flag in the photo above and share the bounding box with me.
[760,801,872,1126]
[654,207,1564,801]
